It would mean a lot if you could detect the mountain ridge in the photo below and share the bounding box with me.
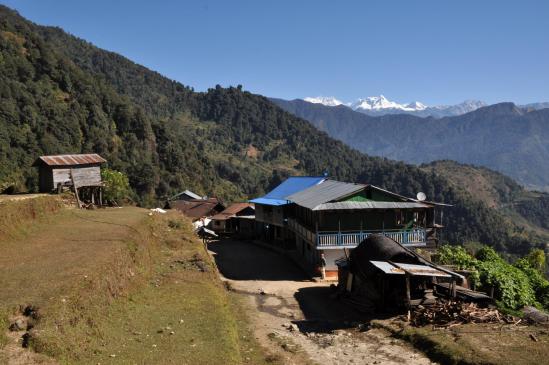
[302,95,487,117]
[272,97,549,192]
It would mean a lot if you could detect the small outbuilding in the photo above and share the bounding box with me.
[33,154,106,192]
[210,203,255,237]
[169,189,203,201]
[33,154,106,206]
[165,198,225,221]
[337,234,462,312]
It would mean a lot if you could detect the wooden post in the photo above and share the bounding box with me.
[405,273,411,322]
[381,277,386,308]
[450,279,457,298]
[338,219,341,246]
[70,169,82,209]
[91,187,95,205]
[74,187,82,209]
[99,187,103,206]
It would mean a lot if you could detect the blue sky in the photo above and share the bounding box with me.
[2,0,548,105]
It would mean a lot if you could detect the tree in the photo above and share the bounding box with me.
[101,168,131,205]
[525,249,547,273]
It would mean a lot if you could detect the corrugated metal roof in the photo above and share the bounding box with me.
[35,154,106,166]
[170,189,202,200]
[211,203,255,220]
[250,176,325,206]
[314,201,431,211]
[369,185,450,207]
[369,261,405,275]
[287,180,366,210]
[249,197,288,206]
[370,261,451,277]
[169,199,224,220]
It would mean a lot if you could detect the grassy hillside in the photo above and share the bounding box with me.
[0,198,276,364]
[421,160,549,247]
[0,5,542,254]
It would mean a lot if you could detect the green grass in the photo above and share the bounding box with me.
[0,199,275,364]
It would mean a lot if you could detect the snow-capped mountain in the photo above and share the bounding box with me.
[303,96,345,107]
[350,95,427,112]
[301,95,486,117]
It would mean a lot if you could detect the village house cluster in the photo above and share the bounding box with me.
[32,155,492,312]
[167,176,485,312]
[169,176,448,277]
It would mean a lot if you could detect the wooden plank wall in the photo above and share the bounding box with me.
[71,166,102,187]
[52,168,72,186]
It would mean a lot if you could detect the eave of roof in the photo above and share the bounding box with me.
[211,203,254,220]
[369,260,452,277]
[249,197,289,206]
[314,201,432,211]
[287,180,366,210]
[34,154,106,166]
[249,176,325,206]
[170,189,202,200]
[369,185,452,207]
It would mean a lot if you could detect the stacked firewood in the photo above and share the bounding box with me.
[412,300,518,327]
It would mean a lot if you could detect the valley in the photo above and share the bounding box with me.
[272,98,549,193]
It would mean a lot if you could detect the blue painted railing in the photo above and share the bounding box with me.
[316,228,426,248]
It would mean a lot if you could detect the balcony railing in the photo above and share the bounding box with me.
[287,218,426,249]
[316,228,426,248]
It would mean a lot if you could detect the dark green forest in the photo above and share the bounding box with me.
[0,5,545,255]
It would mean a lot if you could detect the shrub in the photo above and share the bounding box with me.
[101,168,131,205]
[436,245,538,309]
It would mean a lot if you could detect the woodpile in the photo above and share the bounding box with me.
[411,300,518,327]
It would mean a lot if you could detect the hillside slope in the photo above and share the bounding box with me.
[421,161,549,238]
[272,98,549,192]
[0,198,273,364]
[0,5,542,254]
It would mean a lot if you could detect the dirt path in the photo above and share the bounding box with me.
[0,194,48,203]
[209,239,436,365]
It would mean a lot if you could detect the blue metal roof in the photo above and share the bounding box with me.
[250,176,325,206]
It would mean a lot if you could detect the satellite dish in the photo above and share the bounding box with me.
[416,192,427,201]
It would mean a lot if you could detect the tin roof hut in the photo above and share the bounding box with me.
[338,234,462,312]
[33,154,106,207]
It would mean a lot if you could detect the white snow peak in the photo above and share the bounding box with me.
[301,95,485,117]
[351,95,427,112]
[303,96,345,107]
[303,95,428,111]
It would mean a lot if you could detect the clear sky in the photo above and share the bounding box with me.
[2,0,548,105]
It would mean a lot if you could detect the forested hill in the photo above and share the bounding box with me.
[421,161,549,240]
[0,5,543,255]
[271,98,549,192]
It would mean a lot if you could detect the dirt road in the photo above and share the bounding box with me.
[209,239,436,365]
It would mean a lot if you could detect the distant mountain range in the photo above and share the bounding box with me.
[302,95,549,118]
[271,98,549,192]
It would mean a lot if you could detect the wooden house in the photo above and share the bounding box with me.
[210,203,255,237]
[165,198,225,221]
[252,178,449,279]
[33,154,106,206]
[33,154,106,193]
[169,189,203,201]
[250,176,325,244]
